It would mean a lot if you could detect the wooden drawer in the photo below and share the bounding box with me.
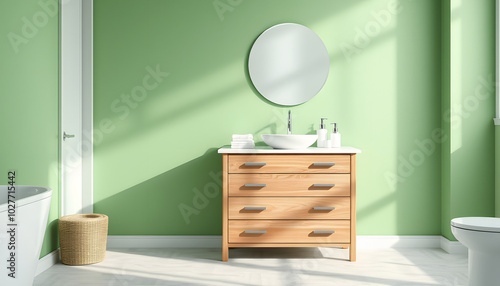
[228,155,350,174]
[228,220,350,243]
[228,197,350,219]
[228,174,350,196]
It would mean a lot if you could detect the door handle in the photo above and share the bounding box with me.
[63,132,75,141]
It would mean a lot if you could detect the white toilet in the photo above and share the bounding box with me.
[451,217,500,286]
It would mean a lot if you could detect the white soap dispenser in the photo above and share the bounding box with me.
[317,118,328,148]
[331,123,341,148]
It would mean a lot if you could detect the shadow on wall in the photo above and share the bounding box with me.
[39,219,59,258]
[94,148,223,235]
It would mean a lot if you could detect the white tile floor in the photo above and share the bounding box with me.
[34,248,468,286]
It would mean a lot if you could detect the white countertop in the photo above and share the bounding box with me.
[218,146,362,154]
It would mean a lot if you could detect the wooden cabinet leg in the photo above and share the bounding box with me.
[349,244,356,262]
[350,154,356,262]
[222,246,228,262]
[222,153,228,262]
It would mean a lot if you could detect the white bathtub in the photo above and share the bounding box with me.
[0,186,52,286]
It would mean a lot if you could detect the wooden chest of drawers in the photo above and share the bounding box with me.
[219,148,359,262]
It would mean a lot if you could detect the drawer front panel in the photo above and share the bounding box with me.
[228,197,350,219]
[229,220,350,243]
[228,155,350,174]
[229,174,350,196]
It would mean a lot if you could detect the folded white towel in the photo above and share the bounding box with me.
[231,139,254,144]
[231,141,255,146]
[231,142,255,149]
[231,145,255,149]
[232,134,253,140]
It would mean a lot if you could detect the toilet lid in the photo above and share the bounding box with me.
[451,217,500,233]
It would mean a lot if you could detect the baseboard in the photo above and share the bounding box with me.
[36,249,59,276]
[107,235,447,250]
[440,236,467,254]
[107,235,223,248]
[357,235,441,249]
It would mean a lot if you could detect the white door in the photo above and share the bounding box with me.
[60,0,93,216]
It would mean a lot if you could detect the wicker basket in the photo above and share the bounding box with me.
[59,214,108,265]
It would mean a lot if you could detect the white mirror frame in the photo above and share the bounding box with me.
[248,23,330,106]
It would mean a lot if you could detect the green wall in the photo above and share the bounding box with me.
[496,126,500,217]
[441,0,496,240]
[0,1,59,257]
[93,0,444,236]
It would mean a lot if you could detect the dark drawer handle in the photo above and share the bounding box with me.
[244,230,267,234]
[244,184,267,187]
[244,162,266,166]
[313,184,335,187]
[313,207,336,210]
[243,207,267,210]
[313,230,335,234]
[313,162,335,166]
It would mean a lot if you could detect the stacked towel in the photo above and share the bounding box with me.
[231,134,255,149]
[232,134,253,140]
[231,140,255,149]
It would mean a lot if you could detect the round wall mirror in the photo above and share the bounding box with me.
[248,23,330,106]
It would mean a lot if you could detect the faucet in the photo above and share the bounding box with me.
[287,110,292,134]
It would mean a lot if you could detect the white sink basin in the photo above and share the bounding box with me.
[261,134,318,149]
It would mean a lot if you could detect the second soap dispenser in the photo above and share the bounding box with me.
[331,122,341,148]
[317,118,328,148]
